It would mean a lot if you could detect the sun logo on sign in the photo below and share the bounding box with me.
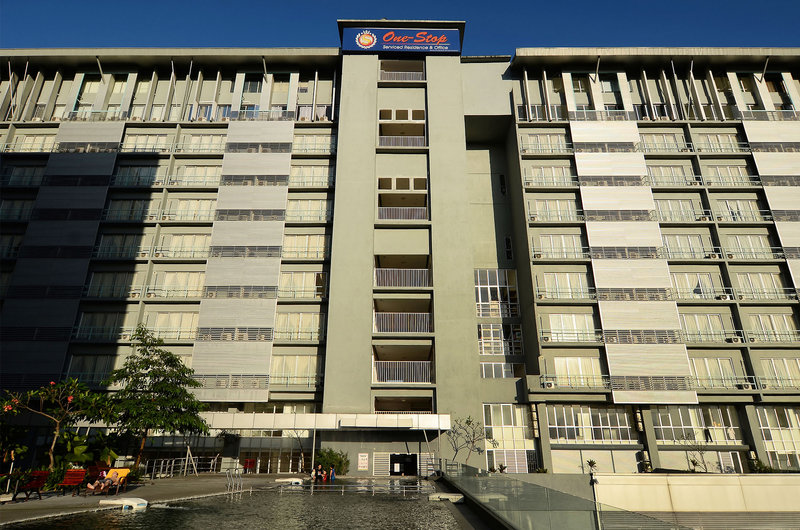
[355,30,377,50]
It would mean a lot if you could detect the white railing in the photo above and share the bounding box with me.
[72,327,197,341]
[738,109,800,121]
[476,302,519,318]
[374,410,433,414]
[378,136,426,147]
[735,288,798,300]
[232,109,295,121]
[281,247,328,260]
[523,175,579,187]
[540,330,604,343]
[288,175,335,188]
[272,330,323,341]
[380,70,426,81]
[285,209,332,222]
[702,175,761,187]
[377,207,428,220]
[172,142,226,154]
[193,374,269,389]
[713,210,771,222]
[268,374,323,388]
[373,312,432,333]
[374,268,431,287]
[745,330,800,343]
[569,109,636,121]
[151,247,210,259]
[277,287,325,299]
[374,361,432,383]
[144,286,204,299]
[159,210,216,221]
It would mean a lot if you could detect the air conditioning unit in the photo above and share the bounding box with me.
[543,381,557,389]
[727,253,735,259]
[689,180,700,186]
[530,215,538,221]
[537,293,545,299]
[738,294,745,300]
[533,253,542,258]
[542,336,550,342]
[726,336,741,343]
[717,294,731,300]
[749,336,757,343]
[146,292,155,298]
[737,382,754,390]
[698,215,710,221]
[706,253,719,259]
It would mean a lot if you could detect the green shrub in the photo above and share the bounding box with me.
[315,448,350,475]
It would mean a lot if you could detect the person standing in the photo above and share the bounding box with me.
[314,464,324,484]
[329,465,336,484]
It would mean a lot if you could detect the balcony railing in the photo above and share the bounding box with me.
[377,207,428,220]
[91,246,151,259]
[277,287,325,299]
[273,330,323,341]
[151,247,210,259]
[378,136,426,148]
[193,374,269,389]
[759,377,800,390]
[268,374,323,388]
[172,142,225,154]
[713,210,772,222]
[735,288,798,301]
[380,70,425,81]
[609,375,692,391]
[285,210,332,222]
[374,268,431,288]
[72,327,197,341]
[691,376,758,390]
[0,174,45,186]
[144,286,204,299]
[738,109,800,121]
[656,209,713,222]
[65,109,127,121]
[520,143,573,154]
[540,330,603,343]
[529,210,584,222]
[702,175,761,187]
[663,247,723,260]
[295,104,333,122]
[160,210,216,222]
[539,375,610,389]
[373,312,432,333]
[569,109,636,121]
[374,410,433,415]
[745,330,800,343]
[0,208,34,221]
[292,141,337,154]
[723,247,784,260]
[681,330,744,343]
[633,103,672,121]
[110,174,167,187]
[231,109,295,121]
[694,142,751,153]
[83,286,145,299]
[535,288,596,300]
[476,302,519,318]
[532,248,591,259]
[165,175,221,187]
[672,287,735,300]
[648,175,702,187]
[2,142,57,153]
[288,175,335,188]
[373,361,432,383]
[636,141,692,153]
[119,143,172,153]
[523,175,579,187]
[281,247,329,260]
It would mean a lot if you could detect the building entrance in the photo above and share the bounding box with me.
[389,453,418,476]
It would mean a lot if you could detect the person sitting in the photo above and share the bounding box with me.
[87,470,119,494]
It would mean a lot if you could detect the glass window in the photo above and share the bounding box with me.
[474,269,519,317]
[478,324,522,355]
[547,405,636,444]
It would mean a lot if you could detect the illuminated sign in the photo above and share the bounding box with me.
[342,28,460,54]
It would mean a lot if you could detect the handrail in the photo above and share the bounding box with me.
[373,360,432,383]
[373,312,432,333]
[374,268,431,287]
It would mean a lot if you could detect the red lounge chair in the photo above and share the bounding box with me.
[242,459,256,473]
[57,469,87,496]
[12,470,50,502]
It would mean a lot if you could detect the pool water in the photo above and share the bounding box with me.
[10,488,460,529]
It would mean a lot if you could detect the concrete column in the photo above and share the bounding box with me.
[726,72,748,114]
[753,73,776,111]
[781,73,800,110]
[536,403,553,472]
[639,407,662,470]
[120,73,138,115]
[562,72,576,113]
[616,72,634,112]
[741,404,769,465]
[587,74,604,111]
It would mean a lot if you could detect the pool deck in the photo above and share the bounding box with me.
[0,474,285,526]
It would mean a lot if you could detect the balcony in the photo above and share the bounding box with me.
[288,174,335,188]
[165,175,221,187]
[151,247,210,259]
[172,142,225,154]
[735,288,798,301]
[110,174,167,187]
[745,330,800,343]
[144,286,203,299]
[694,142,751,154]
[159,210,216,222]
[296,104,333,122]
[691,376,758,390]
[373,361,433,383]
[285,209,332,223]
[374,397,433,415]
[281,247,329,260]
[378,136,426,148]
[656,209,713,222]
[539,330,603,343]
[83,286,144,299]
[702,175,761,187]
[636,141,692,153]
[101,209,159,222]
[92,246,151,260]
[520,143,573,154]
[633,103,671,121]
[65,109,127,121]
[569,109,636,121]
[277,287,326,300]
[532,248,591,260]
[380,70,426,81]
[72,327,197,342]
[663,247,723,260]
[476,301,519,318]
[0,174,45,186]
[268,374,323,388]
[713,210,772,222]
[0,208,34,222]
[523,175,579,187]
[680,330,745,344]
[738,109,800,121]
[119,142,172,154]
[273,330,324,342]
[535,288,596,300]
[516,104,567,121]
[529,210,584,222]
[377,206,428,221]
[292,139,337,154]
[723,247,784,260]
[539,374,610,390]
[374,268,431,288]
[759,377,800,390]
[231,109,294,121]
[609,375,692,391]
[2,141,56,153]
[648,175,702,187]
[373,312,432,333]
[672,287,735,301]
[193,374,269,389]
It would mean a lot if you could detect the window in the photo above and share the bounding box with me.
[242,77,263,94]
[640,132,686,149]
[526,165,573,178]
[157,233,210,257]
[572,77,588,93]
[756,406,800,470]
[689,357,736,386]
[279,272,327,299]
[547,313,596,342]
[181,134,225,152]
[537,234,584,258]
[655,199,696,221]
[282,234,330,259]
[0,234,24,256]
[736,272,784,297]
[679,313,726,341]
[600,77,618,93]
[0,200,35,220]
[106,199,159,221]
[287,199,332,221]
[164,199,216,220]
[652,405,742,444]
[726,234,771,258]
[647,165,689,177]
[67,355,114,384]
[696,133,739,150]
[761,358,800,387]
[144,311,199,339]
[270,355,321,385]
[553,357,603,385]
[477,324,522,355]
[523,133,568,151]
[97,234,149,257]
[662,234,708,258]
[87,272,139,298]
[540,272,590,298]
[480,363,524,378]
[670,272,716,298]
[274,312,325,341]
[706,164,748,177]
[123,134,169,151]
[150,271,205,297]
[11,134,56,151]
[547,405,636,444]
[474,269,519,317]
[749,313,798,341]
[718,199,761,221]
[529,198,578,221]
[483,404,536,456]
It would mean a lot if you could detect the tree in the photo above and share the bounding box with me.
[104,325,208,468]
[316,448,350,475]
[1,379,111,470]
[445,416,498,465]
[676,432,710,472]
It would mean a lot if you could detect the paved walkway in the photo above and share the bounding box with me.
[0,474,289,526]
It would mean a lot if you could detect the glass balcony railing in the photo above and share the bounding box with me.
[737,109,800,121]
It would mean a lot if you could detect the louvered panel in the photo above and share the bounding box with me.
[592,259,672,289]
[599,301,681,329]
[580,186,655,211]
[764,186,800,211]
[373,452,390,477]
[752,152,800,175]
[575,152,647,176]
[586,221,662,247]
[605,344,691,376]
[774,222,800,247]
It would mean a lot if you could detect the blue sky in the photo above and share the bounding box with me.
[1,0,798,54]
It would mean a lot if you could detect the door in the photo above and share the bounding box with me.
[389,453,418,476]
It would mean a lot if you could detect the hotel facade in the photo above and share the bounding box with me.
[2,20,800,477]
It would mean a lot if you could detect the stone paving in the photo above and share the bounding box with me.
[0,474,289,526]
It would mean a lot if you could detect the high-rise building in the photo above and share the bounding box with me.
[2,21,800,477]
